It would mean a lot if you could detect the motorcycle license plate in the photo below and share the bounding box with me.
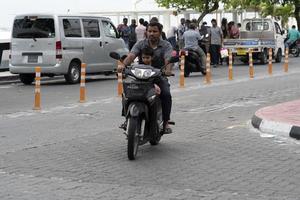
[237,48,247,55]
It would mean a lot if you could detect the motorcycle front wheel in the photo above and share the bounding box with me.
[127,117,140,160]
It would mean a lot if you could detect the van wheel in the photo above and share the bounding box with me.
[260,49,268,64]
[20,74,35,85]
[64,61,81,84]
[275,49,282,63]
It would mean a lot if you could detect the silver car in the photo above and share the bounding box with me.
[10,14,128,84]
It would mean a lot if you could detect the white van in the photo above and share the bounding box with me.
[10,14,128,84]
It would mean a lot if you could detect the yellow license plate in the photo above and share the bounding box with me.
[237,48,247,55]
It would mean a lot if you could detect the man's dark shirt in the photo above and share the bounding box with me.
[130,39,173,69]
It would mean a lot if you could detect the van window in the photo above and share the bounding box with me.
[274,22,282,34]
[12,17,55,38]
[245,21,269,31]
[63,19,82,37]
[83,19,100,38]
[101,21,118,38]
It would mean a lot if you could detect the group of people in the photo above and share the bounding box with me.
[117,16,242,68]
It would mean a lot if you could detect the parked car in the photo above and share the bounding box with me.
[10,14,128,84]
[0,30,10,71]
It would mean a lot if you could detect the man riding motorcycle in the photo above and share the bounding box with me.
[183,23,206,65]
[118,21,174,134]
[285,25,300,48]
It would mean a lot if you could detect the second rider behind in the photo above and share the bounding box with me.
[118,22,174,134]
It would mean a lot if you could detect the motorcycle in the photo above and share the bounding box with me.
[181,34,208,77]
[181,49,206,77]
[110,52,178,160]
[289,39,300,57]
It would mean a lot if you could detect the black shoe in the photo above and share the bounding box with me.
[119,121,127,130]
[164,127,173,134]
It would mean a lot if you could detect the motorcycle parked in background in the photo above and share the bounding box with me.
[110,52,178,160]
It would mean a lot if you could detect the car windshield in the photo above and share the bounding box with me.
[13,17,55,38]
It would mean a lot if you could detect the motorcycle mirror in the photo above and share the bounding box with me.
[169,56,179,63]
[109,52,121,60]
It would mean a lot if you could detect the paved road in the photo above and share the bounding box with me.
[0,58,300,199]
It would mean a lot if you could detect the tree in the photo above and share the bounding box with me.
[155,0,227,25]
[227,0,299,30]
[260,3,294,28]
[156,0,300,30]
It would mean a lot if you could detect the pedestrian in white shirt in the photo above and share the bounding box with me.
[135,18,146,42]
[167,26,178,49]
[177,18,186,50]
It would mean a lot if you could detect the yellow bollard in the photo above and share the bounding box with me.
[249,49,254,78]
[228,49,233,80]
[117,60,123,97]
[205,53,211,84]
[284,48,289,73]
[268,48,273,75]
[79,63,86,103]
[33,67,41,110]
[179,52,185,88]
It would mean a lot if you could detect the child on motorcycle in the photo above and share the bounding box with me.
[141,47,161,95]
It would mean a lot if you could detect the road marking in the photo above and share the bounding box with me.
[226,124,247,129]
[0,85,12,89]
[0,97,118,119]
[182,100,265,114]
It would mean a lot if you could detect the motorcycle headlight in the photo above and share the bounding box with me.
[131,68,155,79]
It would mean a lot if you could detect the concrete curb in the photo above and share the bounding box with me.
[0,71,19,82]
[251,113,300,140]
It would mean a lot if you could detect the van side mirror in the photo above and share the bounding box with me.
[281,30,285,35]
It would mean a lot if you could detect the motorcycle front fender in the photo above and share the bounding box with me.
[126,102,149,120]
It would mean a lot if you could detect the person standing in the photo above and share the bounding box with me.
[209,19,223,68]
[177,18,186,50]
[221,18,228,39]
[128,19,137,50]
[135,18,146,42]
[228,21,240,39]
[167,25,178,49]
[117,18,131,49]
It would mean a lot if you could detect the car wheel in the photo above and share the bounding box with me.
[64,61,81,84]
[260,49,268,64]
[19,74,35,85]
[275,48,282,63]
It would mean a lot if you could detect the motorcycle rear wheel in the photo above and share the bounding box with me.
[127,117,140,160]
[291,47,300,57]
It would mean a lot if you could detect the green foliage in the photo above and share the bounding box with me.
[155,0,299,29]
[260,3,294,27]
